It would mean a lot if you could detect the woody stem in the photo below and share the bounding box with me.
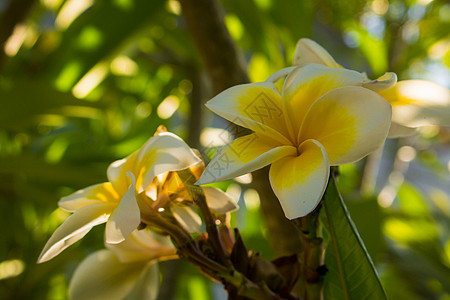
[177,169,231,266]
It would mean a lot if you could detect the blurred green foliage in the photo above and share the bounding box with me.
[0,0,448,299]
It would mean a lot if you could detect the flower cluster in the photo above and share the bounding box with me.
[38,126,237,299]
[39,38,449,299]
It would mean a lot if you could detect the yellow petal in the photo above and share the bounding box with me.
[38,203,114,263]
[283,64,365,139]
[171,205,202,233]
[106,172,140,244]
[269,139,330,219]
[300,86,391,165]
[69,250,159,300]
[205,82,292,144]
[378,80,450,127]
[362,72,397,91]
[107,229,176,263]
[293,38,340,68]
[58,182,120,212]
[107,153,138,196]
[202,186,239,214]
[196,133,296,184]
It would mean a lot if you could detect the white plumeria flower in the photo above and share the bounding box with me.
[293,38,450,137]
[147,159,238,233]
[196,64,392,219]
[38,130,201,263]
[69,229,177,300]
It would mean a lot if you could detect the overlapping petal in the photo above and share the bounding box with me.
[387,122,417,138]
[69,250,159,300]
[171,205,202,233]
[269,139,330,219]
[106,172,140,244]
[293,38,340,68]
[58,182,120,212]
[107,229,177,263]
[299,86,391,165]
[196,133,296,184]
[38,203,114,263]
[205,82,292,144]
[282,64,366,138]
[107,133,200,195]
[136,132,201,192]
[202,186,239,214]
[362,72,397,91]
[378,80,450,127]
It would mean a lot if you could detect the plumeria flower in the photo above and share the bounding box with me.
[38,127,203,263]
[292,38,450,137]
[69,229,177,300]
[196,63,392,219]
[146,152,238,233]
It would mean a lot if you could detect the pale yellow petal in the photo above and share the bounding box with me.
[282,64,366,139]
[196,133,296,185]
[388,122,417,138]
[106,172,140,244]
[124,262,160,300]
[265,67,296,83]
[107,132,200,195]
[135,132,201,193]
[300,86,391,165]
[58,182,120,212]
[38,203,114,263]
[69,250,158,300]
[205,82,292,144]
[362,72,397,91]
[107,229,176,263]
[202,186,239,214]
[378,80,450,127]
[107,153,138,196]
[269,139,330,219]
[171,205,202,233]
[293,38,340,68]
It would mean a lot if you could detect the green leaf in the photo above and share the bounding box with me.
[320,176,386,300]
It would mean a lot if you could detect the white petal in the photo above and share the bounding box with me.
[196,133,296,185]
[293,38,340,68]
[205,82,292,144]
[265,67,296,83]
[269,140,330,219]
[106,172,140,244]
[69,250,158,300]
[136,132,201,193]
[171,205,202,233]
[362,72,397,91]
[38,203,113,263]
[107,229,176,263]
[202,186,239,214]
[387,122,417,138]
[124,262,160,300]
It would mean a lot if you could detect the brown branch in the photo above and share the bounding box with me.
[178,0,248,93]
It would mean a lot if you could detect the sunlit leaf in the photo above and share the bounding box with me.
[321,175,386,300]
